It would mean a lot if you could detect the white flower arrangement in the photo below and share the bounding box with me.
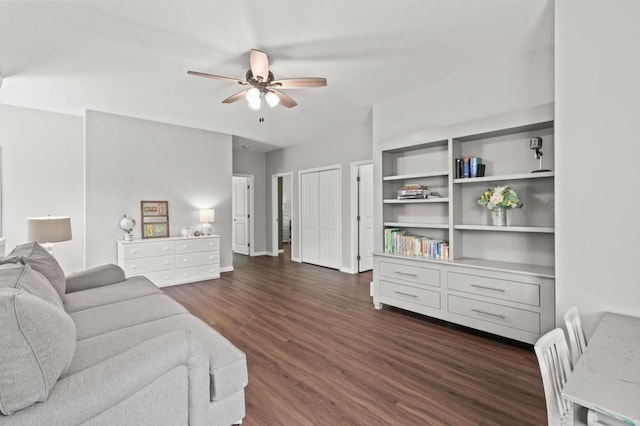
[477,185,522,210]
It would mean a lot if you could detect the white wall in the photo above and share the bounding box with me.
[0,104,85,273]
[85,110,233,269]
[374,47,554,141]
[232,147,267,254]
[555,0,640,335]
[266,111,372,271]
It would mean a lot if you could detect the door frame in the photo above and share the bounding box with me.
[298,164,342,269]
[232,174,255,256]
[350,160,373,274]
[271,172,293,257]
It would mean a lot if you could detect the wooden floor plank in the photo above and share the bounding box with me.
[163,247,547,425]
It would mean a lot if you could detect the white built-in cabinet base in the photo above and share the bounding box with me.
[117,235,220,287]
[372,253,554,344]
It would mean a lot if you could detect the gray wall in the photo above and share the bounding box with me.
[555,0,640,335]
[232,147,267,254]
[266,111,373,271]
[85,110,233,269]
[0,104,85,273]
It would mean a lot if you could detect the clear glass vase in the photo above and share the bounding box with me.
[491,207,507,226]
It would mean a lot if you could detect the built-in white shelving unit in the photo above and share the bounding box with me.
[372,103,556,344]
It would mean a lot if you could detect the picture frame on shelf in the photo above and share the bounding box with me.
[141,200,169,238]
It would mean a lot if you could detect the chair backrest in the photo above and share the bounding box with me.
[564,306,588,368]
[534,328,573,426]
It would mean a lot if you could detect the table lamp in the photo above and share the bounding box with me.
[199,209,215,236]
[26,216,72,255]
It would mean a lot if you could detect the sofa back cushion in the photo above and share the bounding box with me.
[2,242,66,299]
[0,263,64,310]
[0,288,76,415]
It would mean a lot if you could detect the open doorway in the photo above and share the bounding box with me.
[232,175,254,256]
[271,172,292,257]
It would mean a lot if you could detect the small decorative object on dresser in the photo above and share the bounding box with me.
[140,200,169,238]
[119,214,136,241]
[477,185,522,226]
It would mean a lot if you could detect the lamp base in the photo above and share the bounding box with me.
[124,233,134,241]
[201,223,212,236]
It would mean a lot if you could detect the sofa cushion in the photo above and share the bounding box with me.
[69,313,248,401]
[64,276,162,313]
[2,242,66,300]
[0,263,64,310]
[0,288,76,415]
[70,293,188,340]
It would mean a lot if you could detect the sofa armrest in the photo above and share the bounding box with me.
[65,264,126,294]
[0,330,210,426]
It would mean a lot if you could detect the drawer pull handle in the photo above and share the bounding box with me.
[164,247,170,251]
[183,245,188,249]
[131,265,136,269]
[164,261,169,265]
[394,291,418,298]
[394,271,418,278]
[471,284,505,292]
[472,309,506,319]
[183,259,188,263]
[131,249,136,254]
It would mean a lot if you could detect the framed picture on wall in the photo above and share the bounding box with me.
[141,200,169,238]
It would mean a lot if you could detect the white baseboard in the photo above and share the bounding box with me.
[251,251,268,256]
[340,267,357,274]
[291,256,301,263]
[220,266,234,273]
[278,249,284,254]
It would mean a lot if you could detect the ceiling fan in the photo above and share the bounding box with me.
[187,49,327,110]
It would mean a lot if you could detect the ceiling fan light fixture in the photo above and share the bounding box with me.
[245,87,261,101]
[265,91,280,108]
[248,97,262,110]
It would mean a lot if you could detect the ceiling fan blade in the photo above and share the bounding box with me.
[187,70,248,85]
[271,89,298,108]
[250,49,270,82]
[271,78,327,89]
[222,89,250,104]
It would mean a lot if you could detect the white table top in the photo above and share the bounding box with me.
[562,312,640,425]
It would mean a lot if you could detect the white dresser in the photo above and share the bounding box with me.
[117,235,220,287]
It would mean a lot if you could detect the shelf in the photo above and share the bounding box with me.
[383,198,449,204]
[373,252,554,278]
[383,171,449,181]
[454,225,554,233]
[453,171,554,184]
[384,222,449,229]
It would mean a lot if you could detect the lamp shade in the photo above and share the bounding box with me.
[26,216,72,243]
[199,209,215,223]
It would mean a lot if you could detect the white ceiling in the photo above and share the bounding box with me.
[0,0,553,152]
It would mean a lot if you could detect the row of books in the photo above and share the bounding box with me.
[454,157,486,179]
[384,228,449,260]
[397,184,431,199]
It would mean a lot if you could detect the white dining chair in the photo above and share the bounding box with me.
[534,328,575,426]
[564,306,588,368]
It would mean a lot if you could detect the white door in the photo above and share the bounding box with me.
[232,176,250,255]
[301,172,319,265]
[358,164,374,272]
[319,169,340,269]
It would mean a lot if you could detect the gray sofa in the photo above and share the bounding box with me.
[0,242,247,426]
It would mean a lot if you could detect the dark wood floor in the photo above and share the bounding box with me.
[163,246,547,425]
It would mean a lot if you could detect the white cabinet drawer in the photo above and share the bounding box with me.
[379,261,440,288]
[122,241,176,259]
[176,237,219,253]
[176,265,219,283]
[447,295,540,334]
[380,280,441,309]
[447,272,540,307]
[123,255,175,275]
[177,251,219,269]
[144,270,177,288]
